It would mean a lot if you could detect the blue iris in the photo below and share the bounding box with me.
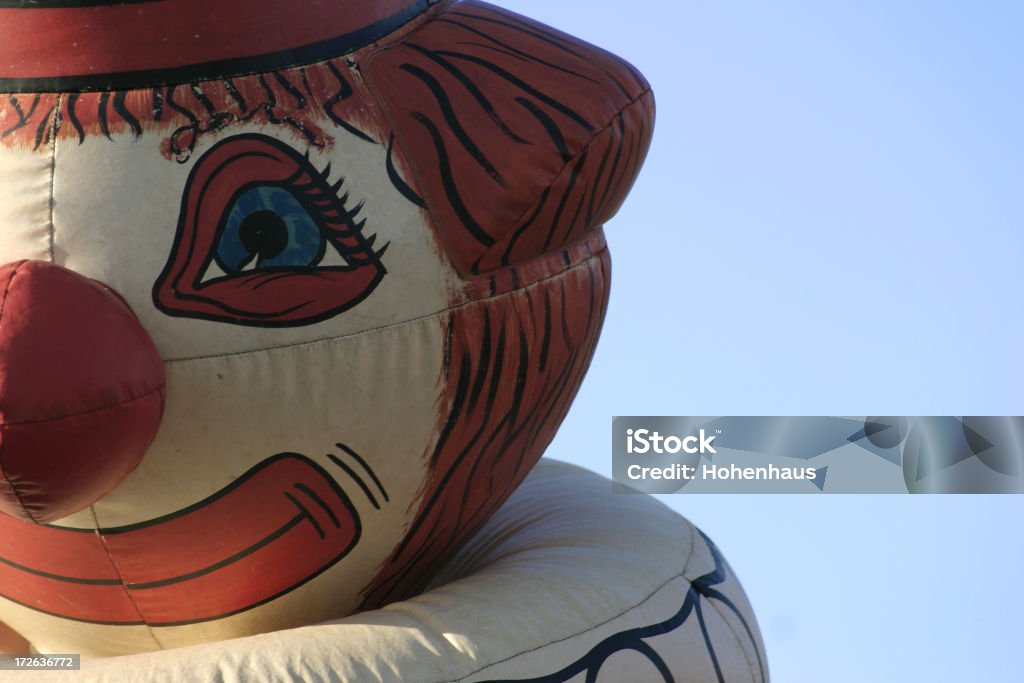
[215,186,326,273]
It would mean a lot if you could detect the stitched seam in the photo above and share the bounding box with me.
[0,261,24,341]
[87,507,165,650]
[446,522,698,682]
[0,262,41,522]
[164,244,606,364]
[0,384,164,428]
[47,94,60,263]
[703,595,765,683]
[0,469,39,524]
[445,574,689,683]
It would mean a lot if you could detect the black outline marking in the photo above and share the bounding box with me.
[32,103,55,149]
[430,49,594,133]
[466,311,493,414]
[447,8,585,61]
[112,90,143,139]
[322,61,376,143]
[543,150,587,252]
[515,96,570,163]
[538,286,552,372]
[400,62,503,185]
[386,133,426,207]
[434,17,598,85]
[410,111,495,247]
[0,554,121,587]
[328,452,380,510]
[404,43,530,145]
[1,95,38,138]
[336,443,389,503]
[66,92,85,142]
[294,482,342,528]
[151,86,165,121]
[495,186,549,270]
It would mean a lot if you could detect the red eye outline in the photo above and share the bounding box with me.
[153,134,387,327]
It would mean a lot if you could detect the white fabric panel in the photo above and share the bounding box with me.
[0,141,54,262]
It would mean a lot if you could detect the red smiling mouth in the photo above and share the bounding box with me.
[0,454,359,626]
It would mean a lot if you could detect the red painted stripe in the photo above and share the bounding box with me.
[0,563,142,624]
[0,0,423,80]
[0,515,119,582]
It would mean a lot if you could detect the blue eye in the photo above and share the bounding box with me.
[215,186,326,273]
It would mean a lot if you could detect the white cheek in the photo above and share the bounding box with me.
[0,145,56,262]
[52,132,183,314]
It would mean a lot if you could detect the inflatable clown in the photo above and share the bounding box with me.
[0,1,766,680]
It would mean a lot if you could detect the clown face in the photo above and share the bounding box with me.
[0,0,652,656]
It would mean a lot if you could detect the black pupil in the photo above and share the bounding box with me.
[239,210,289,262]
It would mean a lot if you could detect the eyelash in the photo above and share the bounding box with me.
[282,161,385,262]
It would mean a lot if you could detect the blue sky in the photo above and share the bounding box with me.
[497,2,1024,681]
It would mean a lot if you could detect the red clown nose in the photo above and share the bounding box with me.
[0,261,164,524]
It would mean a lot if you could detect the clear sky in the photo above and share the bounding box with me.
[496,2,1024,681]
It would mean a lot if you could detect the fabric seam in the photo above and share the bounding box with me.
[164,242,606,364]
[0,384,165,428]
[86,506,166,651]
[444,521,698,682]
[0,262,40,522]
[47,93,60,263]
